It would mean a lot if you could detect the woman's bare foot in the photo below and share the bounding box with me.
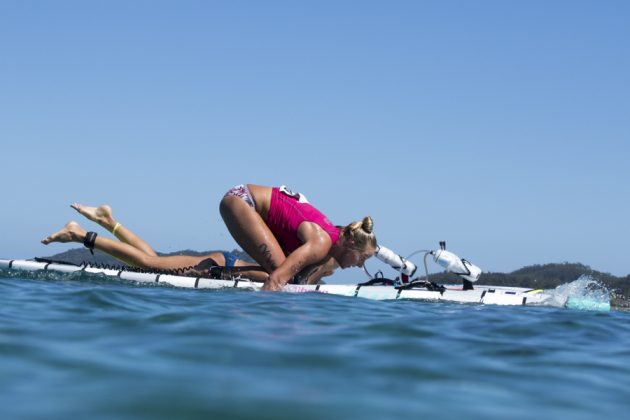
[41,221,86,245]
[71,203,115,230]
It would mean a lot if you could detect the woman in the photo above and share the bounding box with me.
[220,184,377,290]
[42,184,377,290]
[41,203,269,282]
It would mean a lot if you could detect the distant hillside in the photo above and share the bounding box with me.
[42,249,629,307]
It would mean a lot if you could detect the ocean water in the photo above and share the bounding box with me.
[1,270,629,420]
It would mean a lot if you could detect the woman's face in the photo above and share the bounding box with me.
[337,244,376,269]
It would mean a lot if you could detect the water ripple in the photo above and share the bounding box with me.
[2,273,630,419]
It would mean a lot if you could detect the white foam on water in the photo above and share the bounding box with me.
[546,275,611,310]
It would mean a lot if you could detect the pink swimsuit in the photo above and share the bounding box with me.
[266,187,340,254]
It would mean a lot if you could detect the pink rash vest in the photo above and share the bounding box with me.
[266,187,341,254]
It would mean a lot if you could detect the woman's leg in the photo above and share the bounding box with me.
[42,221,270,281]
[71,203,158,257]
[42,221,211,270]
[220,195,286,273]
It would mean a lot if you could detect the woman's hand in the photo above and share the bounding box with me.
[262,274,284,291]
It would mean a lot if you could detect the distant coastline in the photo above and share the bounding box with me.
[43,248,629,307]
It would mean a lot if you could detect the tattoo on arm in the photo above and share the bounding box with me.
[258,243,276,270]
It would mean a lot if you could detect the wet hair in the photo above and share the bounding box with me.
[340,216,377,250]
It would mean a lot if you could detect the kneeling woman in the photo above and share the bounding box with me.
[42,184,377,290]
[219,184,377,290]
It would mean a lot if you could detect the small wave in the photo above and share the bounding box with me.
[546,275,611,311]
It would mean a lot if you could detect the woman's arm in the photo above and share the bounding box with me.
[263,223,332,291]
[303,257,339,285]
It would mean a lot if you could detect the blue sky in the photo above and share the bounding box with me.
[1,1,628,282]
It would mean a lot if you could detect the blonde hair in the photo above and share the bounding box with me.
[340,216,377,250]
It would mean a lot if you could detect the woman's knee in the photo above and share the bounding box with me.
[219,195,240,219]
